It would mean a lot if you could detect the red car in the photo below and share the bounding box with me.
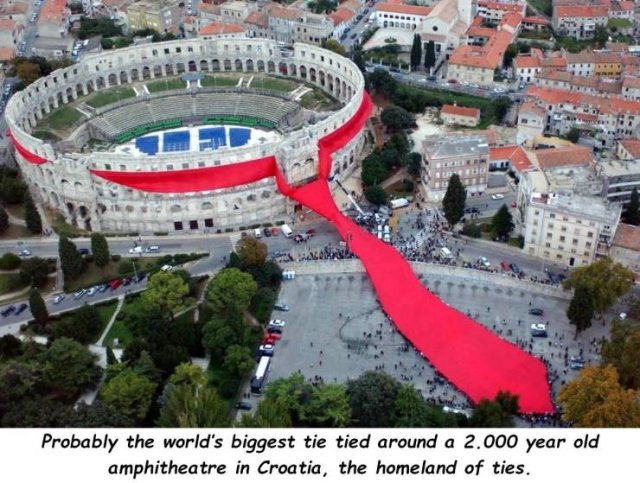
[262,336,276,345]
[109,279,122,290]
[305,228,316,237]
[265,332,282,342]
[271,227,279,236]
[500,261,510,272]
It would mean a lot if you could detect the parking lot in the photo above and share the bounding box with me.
[267,269,610,410]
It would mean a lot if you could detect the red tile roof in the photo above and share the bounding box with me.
[490,145,533,172]
[478,0,526,13]
[613,223,640,251]
[40,0,68,22]
[0,47,15,62]
[330,7,356,25]
[441,104,481,119]
[533,145,594,170]
[376,3,432,16]
[619,139,640,158]
[523,16,551,25]
[199,22,245,35]
[526,86,640,115]
[555,5,609,18]
[449,30,513,70]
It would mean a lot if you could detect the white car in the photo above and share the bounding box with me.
[19,249,31,257]
[129,246,143,254]
[160,264,172,272]
[491,194,504,200]
[268,319,286,327]
[478,256,491,267]
[259,344,275,356]
[73,289,87,299]
[531,323,546,331]
[52,294,65,304]
[87,286,99,296]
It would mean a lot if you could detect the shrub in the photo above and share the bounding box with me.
[111,254,121,262]
[0,253,21,270]
[403,179,414,192]
[462,223,482,238]
[118,260,135,275]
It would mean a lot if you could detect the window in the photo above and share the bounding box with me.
[174,221,183,231]
[587,231,594,238]
[560,236,566,242]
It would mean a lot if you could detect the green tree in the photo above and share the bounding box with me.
[364,185,388,205]
[0,205,8,234]
[346,371,401,427]
[406,152,422,177]
[565,127,581,144]
[503,43,519,67]
[222,344,255,378]
[16,62,41,86]
[594,25,608,46]
[42,337,101,401]
[308,0,337,14]
[59,236,84,282]
[157,383,229,427]
[361,154,389,187]
[235,237,268,267]
[380,106,413,131]
[0,176,27,204]
[410,33,422,70]
[558,364,640,427]
[207,267,257,314]
[442,174,466,226]
[19,256,50,288]
[141,271,190,316]
[462,222,482,238]
[491,204,514,239]
[238,397,293,428]
[563,257,634,313]
[625,187,640,226]
[100,368,157,421]
[324,38,346,56]
[367,69,397,97]
[566,283,595,339]
[24,194,42,234]
[73,401,134,427]
[391,384,433,427]
[91,233,110,268]
[28,288,48,326]
[469,391,519,427]
[168,363,208,387]
[202,317,240,364]
[264,373,314,424]
[493,96,513,122]
[602,319,640,390]
[424,41,436,71]
[305,383,351,427]
[0,252,21,270]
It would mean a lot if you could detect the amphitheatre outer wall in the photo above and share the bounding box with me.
[5,39,368,233]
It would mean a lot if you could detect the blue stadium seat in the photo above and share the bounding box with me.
[163,131,190,152]
[229,128,251,148]
[199,127,226,151]
[135,135,159,156]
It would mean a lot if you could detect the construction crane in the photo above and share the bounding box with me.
[333,178,365,216]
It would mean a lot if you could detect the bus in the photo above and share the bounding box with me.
[250,356,271,394]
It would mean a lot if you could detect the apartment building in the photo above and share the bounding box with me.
[477,0,526,22]
[513,49,566,84]
[421,133,489,201]
[373,3,433,30]
[220,0,249,24]
[598,158,640,205]
[199,21,246,38]
[552,5,609,39]
[127,0,182,34]
[616,138,640,160]
[0,18,22,57]
[37,0,71,37]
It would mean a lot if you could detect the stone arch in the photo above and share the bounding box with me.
[66,201,75,214]
[201,201,213,210]
[200,59,208,71]
[342,80,347,98]
[95,77,105,89]
[212,59,221,71]
[268,61,276,73]
[299,65,307,79]
[60,179,70,191]
[141,66,150,79]
[96,203,107,214]
[176,62,186,74]
[246,59,254,72]
[170,204,181,213]
[119,71,128,84]
[131,68,140,81]
[319,70,325,86]
[224,59,232,71]
[125,205,134,213]
[288,63,296,76]
[78,205,89,218]
[234,59,243,71]
[309,67,317,83]
[327,73,333,91]
[50,191,60,206]
[74,181,83,190]
[108,73,118,85]
[188,60,197,72]
[76,82,84,96]
[165,63,174,75]
[246,194,256,202]
[261,191,271,199]
[153,64,163,76]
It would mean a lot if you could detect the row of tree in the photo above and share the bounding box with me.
[58,233,110,285]
[410,35,436,72]
[0,167,42,236]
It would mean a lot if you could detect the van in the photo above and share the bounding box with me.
[281,224,293,238]
[255,228,262,239]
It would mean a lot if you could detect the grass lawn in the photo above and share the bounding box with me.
[0,273,26,296]
[39,106,85,131]
[65,257,164,292]
[300,89,339,111]
[31,130,61,141]
[51,213,88,238]
[202,75,239,88]
[147,78,187,93]
[86,87,136,108]
[526,0,551,16]
[518,30,553,41]
[253,76,298,92]
[102,320,132,348]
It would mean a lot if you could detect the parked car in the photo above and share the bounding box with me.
[99,283,109,292]
[87,286,99,296]
[14,303,28,315]
[478,256,491,268]
[129,246,143,254]
[78,248,90,256]
[547,272,561,284]
[265,331,282,340]
[263,227,272,237]
[160,264,172,272]
[305,228,316,237]
[267,325,283,334]
[53,294,65,304]
[235,401,252,411]
[531,323,547,337]
[491,194,504,200]
[73,289,87,299]
[1,305,16,317]
[529,308,544,316]
[270,227,280,236]
[122,278,132,286]
[500,261,510,271]
[274,302,289,311]
[509,263,521,274]
[570,361,585,370]
[110,279,123,290]
[258,344,275,356]
[146,245,160,252]
[268,319,286,328]
[19,249,31,257]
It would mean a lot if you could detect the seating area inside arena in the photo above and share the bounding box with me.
[134,135,159,156]
[163,130,190,152]
[199,127,226,150]
[229,128,251,148]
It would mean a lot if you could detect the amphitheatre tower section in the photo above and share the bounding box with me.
[5,38,367,233]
